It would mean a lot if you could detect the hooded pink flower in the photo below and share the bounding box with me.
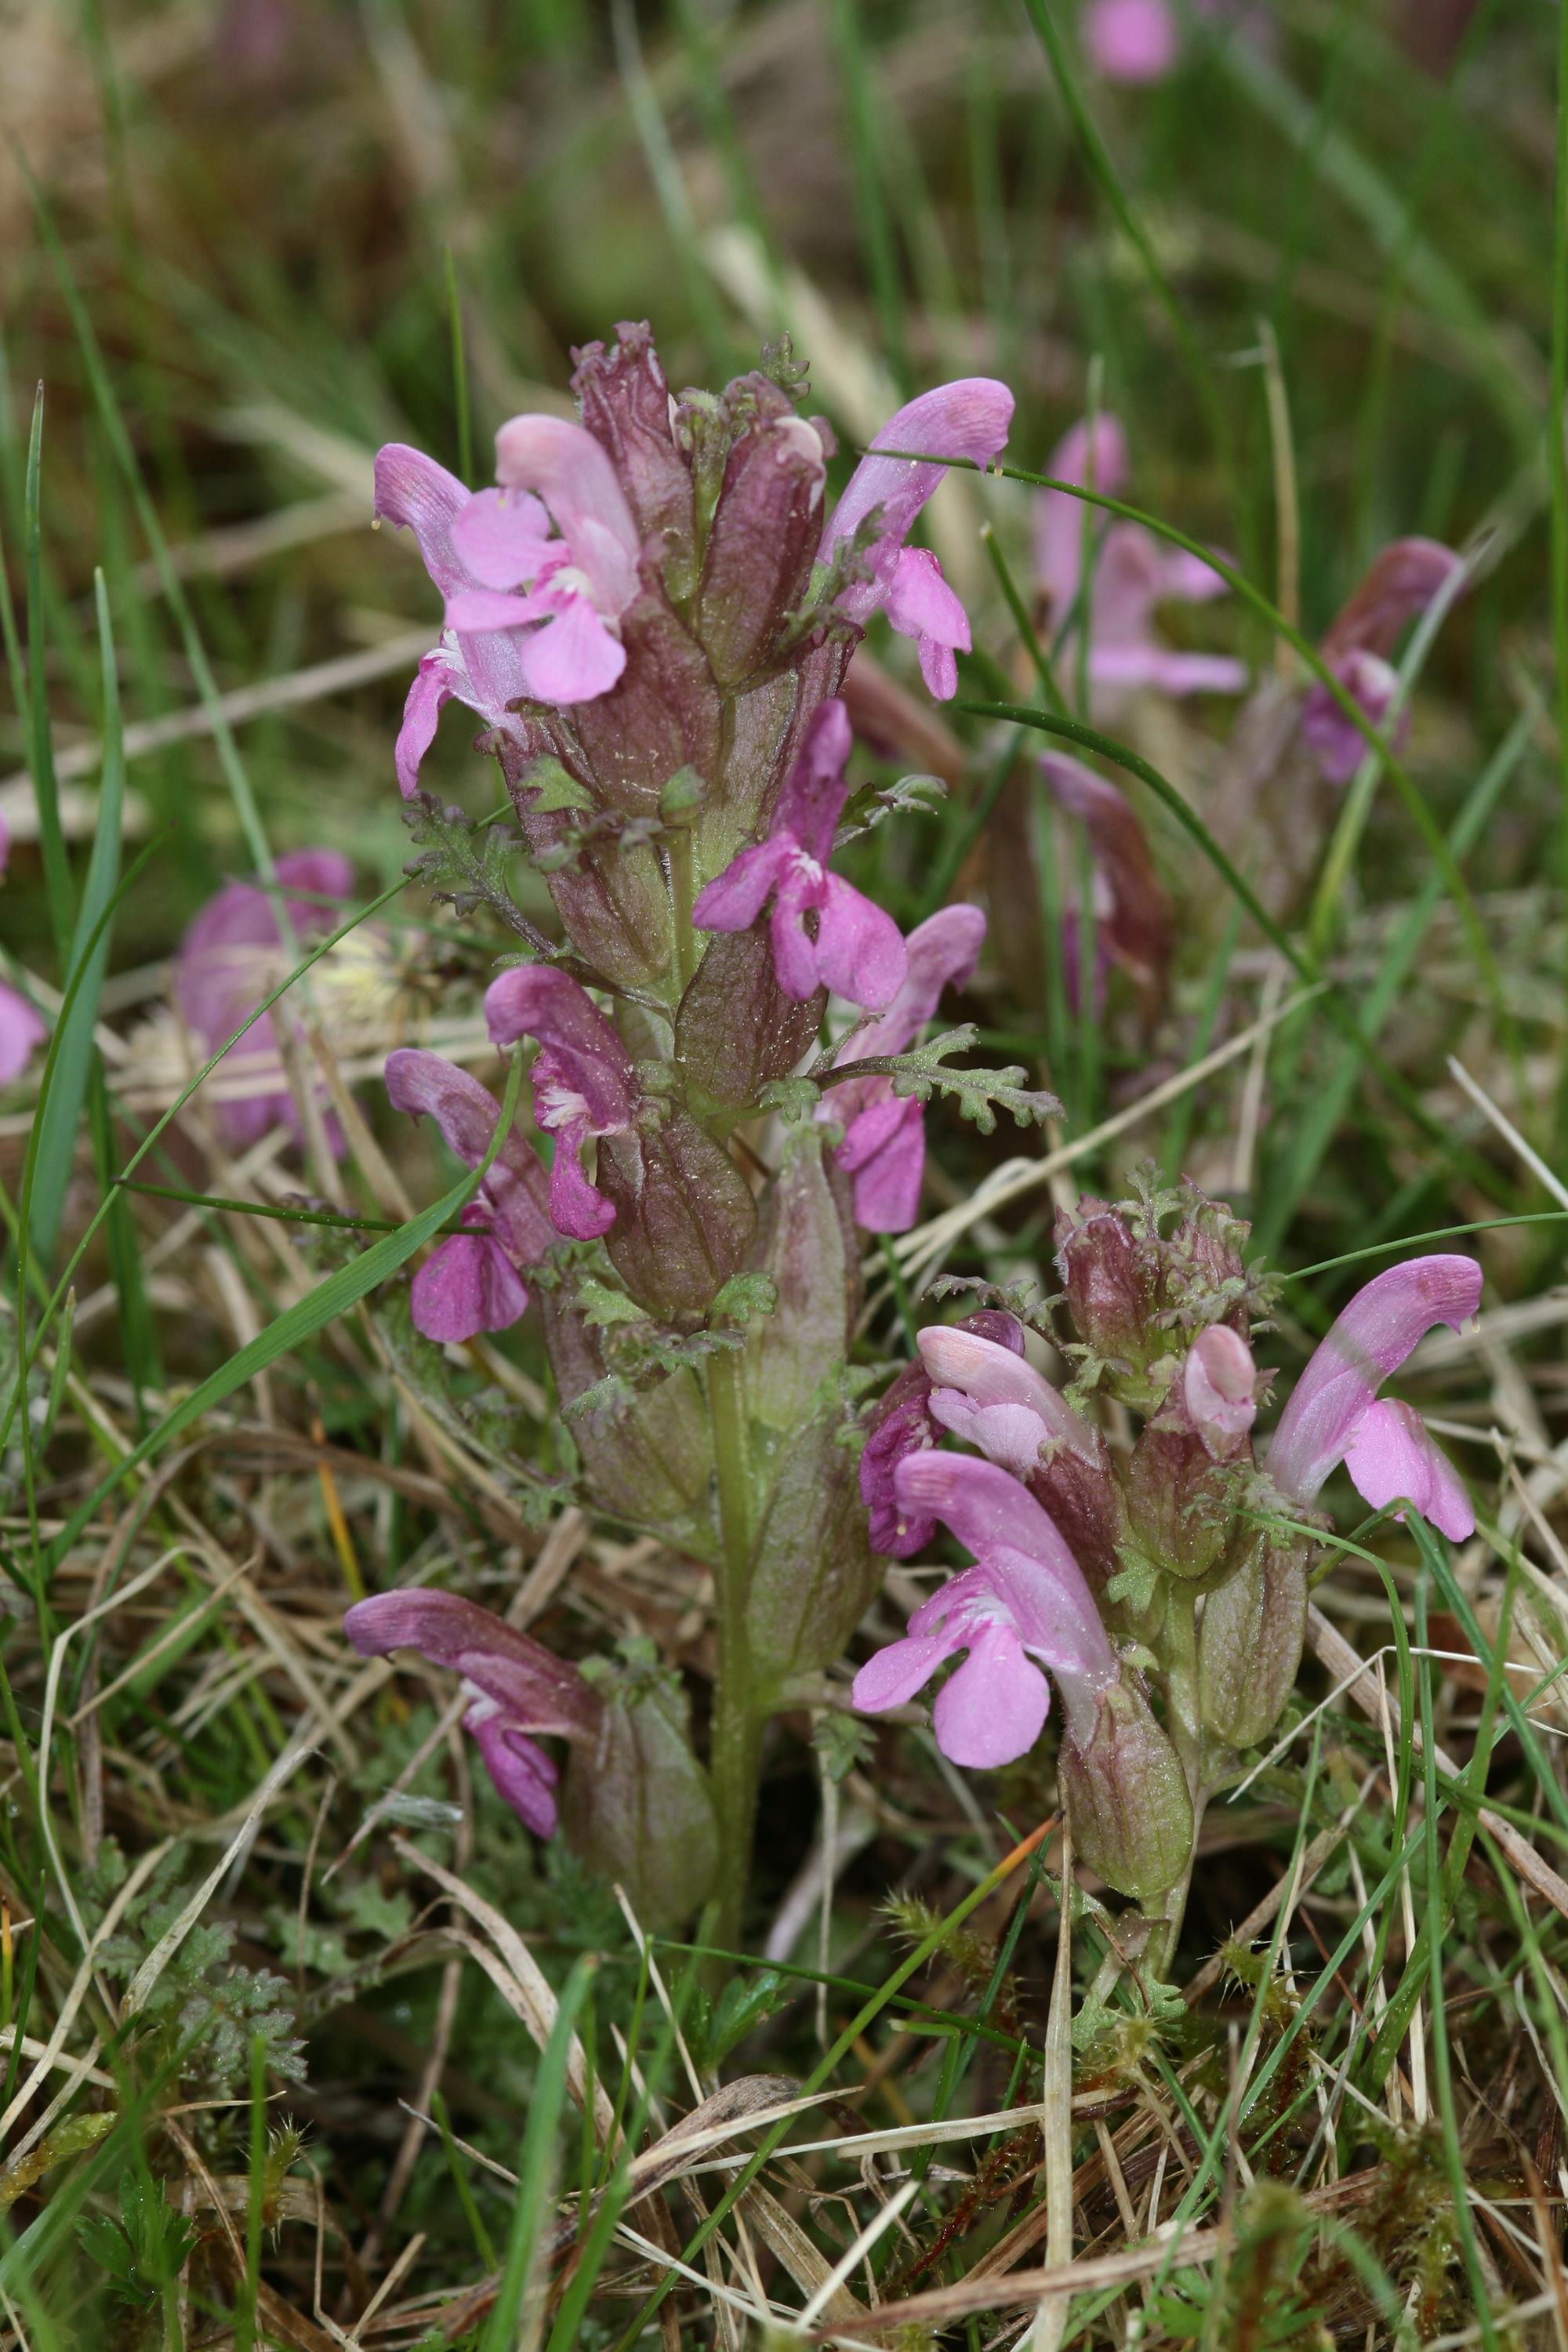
[484,966,639,1243]
[373,420,642,793]
[1083,0,1178,81]
[1300,539,1465,785]
[343,1588,600,1836]
[1267,1255,1482,1541]
[918,1322,1102,1480]
[1181,1324,1261,1458]
[818,379,1014,700]
[385,1048,556,1343]
[851,1452,1116,1765]
[822,903,985,1231]
[691,699,908,1010]
[175,848,353,1149]
[858,1309,1027,1556]
[1036,416,1247,710]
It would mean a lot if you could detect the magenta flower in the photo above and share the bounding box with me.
[858,1308,1027,1555]
[851,1452,1116,1766]
[373,420,641,793]
[484,965,639,1242]
[1083,0,1178,82]
[343,1588,600,1836]
[1301,539,1465,785]
[385,1048,555,1343]
[175,848,353,1149]
[818,379,1014,700]
[1036,416,1247,710]
[0,984,45,1083]
[919,1321,1102,1479]
[691,699,908,1010]
[1267,1255,1482,1541]
[825,902,985,1229]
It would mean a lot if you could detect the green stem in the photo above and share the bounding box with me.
[706,1348,760,1956]
[1146,1583,1207,1981]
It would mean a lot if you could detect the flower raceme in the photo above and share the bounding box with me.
[343,1589,600,1837]
[691,699,908,1011]
[1266,1254,1482,1541]
[376,345,1013,801]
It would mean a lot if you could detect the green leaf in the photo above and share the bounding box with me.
[28,572,125,1269]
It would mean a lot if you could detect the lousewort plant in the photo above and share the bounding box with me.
[357,321,1480,1962]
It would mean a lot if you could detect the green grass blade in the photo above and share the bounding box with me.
[22,391,74,960]
[27,572,125,1269]
[41,1053,525,1577]
[481,1956,597,2352]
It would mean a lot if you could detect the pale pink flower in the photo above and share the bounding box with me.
[1301,539,1465,785]
[1084,0,1178,82]
[819,379,1014,700]
[1036,416,1247,710]
[852,1452,1116,1765]
[1268,1255,1481,1541]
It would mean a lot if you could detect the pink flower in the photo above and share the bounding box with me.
[385,1048,555,1343]
[825,903,985,1230]
[1301,539,1465,785]
[1267,1255,1482,1541]
[919,1322,1101,1479]
[1181,1325,1260,1458]
[484,966,640,1243]
[691,700,908,1010]
[1083,0,1178,82]
[0,985,45,1083]
[857,1308,1028,1555]
[819,379,1014,700]
[373,421,641,793]
[851,1452,1116,1764]
[343,1588,601,1836]
[1036,416,1247,710]
[175,848,353,1149]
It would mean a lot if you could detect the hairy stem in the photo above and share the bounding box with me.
[706,1345,760,1955]
[1146,1582,1208,1980]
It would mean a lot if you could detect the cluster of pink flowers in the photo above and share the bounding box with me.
[317,321,1483,1925]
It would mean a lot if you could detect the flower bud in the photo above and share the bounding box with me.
[597,1108,758,1321]
[1197,1530,1308,1749]
[1058,1674,1192,1901]
[571,322,696,584]
[539,1294,711,1532]
[674,926,824,1117]
[745,1128,857,1433]
[1054,1200,1158,1378]
[747,1407,878,1688]
[563,1642,717,1930]
[695,378,831,688]
[1182,1325,1259,1457]
[1122,1425,1231,1582]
